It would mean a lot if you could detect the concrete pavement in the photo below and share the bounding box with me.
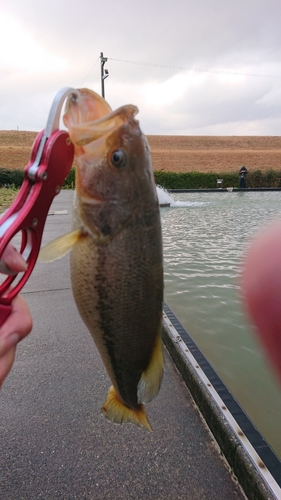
[0,190,245,500]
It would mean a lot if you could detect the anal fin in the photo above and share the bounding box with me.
[137,332,164,404]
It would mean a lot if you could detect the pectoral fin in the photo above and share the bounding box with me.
[39,228,84,263]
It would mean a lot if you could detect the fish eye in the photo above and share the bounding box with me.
[111,149,126,168]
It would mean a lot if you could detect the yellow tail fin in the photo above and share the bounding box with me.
[102,386,152,432]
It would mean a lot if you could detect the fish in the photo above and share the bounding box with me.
[39,89,164,431]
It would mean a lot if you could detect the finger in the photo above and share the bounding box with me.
[0,295,32,357]
[0,346,16,388]
[1,245,27,273]
[241,219,281,381]
[0,332,20,358]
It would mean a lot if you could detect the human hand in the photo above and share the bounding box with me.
[241,220,281,382]
[0,245,32,387]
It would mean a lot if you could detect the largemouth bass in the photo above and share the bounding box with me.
[40,89,164,431]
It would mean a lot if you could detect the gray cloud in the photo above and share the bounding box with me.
[1,0,281,135]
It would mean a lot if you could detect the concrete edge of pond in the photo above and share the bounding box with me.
[162,302,281,500]
[168,188,281,193]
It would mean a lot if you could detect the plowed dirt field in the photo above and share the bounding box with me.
[1,130,281,173]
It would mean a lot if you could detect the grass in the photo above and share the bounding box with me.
[0,186,19,213]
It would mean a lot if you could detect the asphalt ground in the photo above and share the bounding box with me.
[0,190,245,500]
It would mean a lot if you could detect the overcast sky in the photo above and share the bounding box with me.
[1,0,281,135]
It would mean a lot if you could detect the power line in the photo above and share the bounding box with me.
[81,56,100,85]
[107,57,281,79]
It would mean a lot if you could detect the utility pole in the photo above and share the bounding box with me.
[100,52,109,98]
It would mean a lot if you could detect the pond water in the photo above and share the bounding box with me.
[160,190,281,459]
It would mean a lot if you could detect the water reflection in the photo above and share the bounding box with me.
[161,191,281,459]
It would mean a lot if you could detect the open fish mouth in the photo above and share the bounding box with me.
[63,89,141,205]
[73,105,139,147]
[64,88,138,150]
